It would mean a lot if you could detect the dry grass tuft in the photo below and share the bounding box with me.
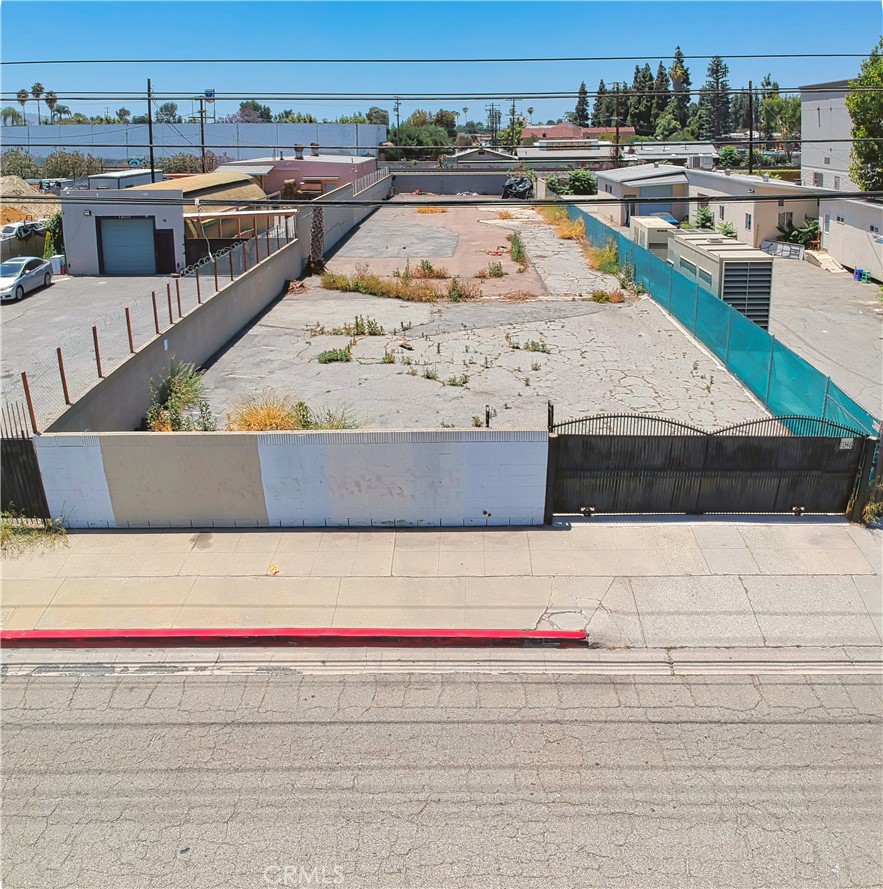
[582,238,619,274]
[410,260,449,279]
[416,207,448,214]
[0,512,67,554]
[227,394,313,431]
[496,210,514,220]
[537,205,585,240]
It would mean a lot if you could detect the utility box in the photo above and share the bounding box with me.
[630,216,676,258]
[668,231,774,329]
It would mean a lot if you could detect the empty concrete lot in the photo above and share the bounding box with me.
[200,204,766,430]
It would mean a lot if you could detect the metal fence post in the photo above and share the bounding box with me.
[764,335,776,405]
[92,326,103,378]
[213,256,219,292]
[195,264,201,303]
[125,307,135,353]
[849,436,880,523]
[21,372,38,434]
[228,251,234,281]
[724,310,732,366]
[242,242,249,273]
[151,291,160,334]
[167,284,174,324]
[265,226,271,258]
[175,278,182,318]
[543,434,560,526]
[56,348,71,404]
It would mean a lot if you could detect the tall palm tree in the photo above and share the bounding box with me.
[2,106,23,126]
[31,82,44,124]
[44,91,58,123]
[54,104,71,122]
[462,107,468,124]
[527,106,534,123]
[16,89,29,124]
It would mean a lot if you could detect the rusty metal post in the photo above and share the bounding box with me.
[166,284,174,324]
[92,326,103,377]
[125,307,135,353]
[243,241,249,273]
[213,256,219,291]
[151,291,160,334]
[265,226,271,258]
[228,250,234,281]
[195,264,202,303]
[56,348,71,404]
[175,278,182,318]
[21,372,38,434]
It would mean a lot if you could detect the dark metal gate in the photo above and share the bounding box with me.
[546,413,878,520]
[1,403,50,520]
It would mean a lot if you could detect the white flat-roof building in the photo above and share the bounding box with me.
[87,169,164,189]
[819,198,883,281]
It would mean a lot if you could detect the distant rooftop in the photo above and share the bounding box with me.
[799,79,850,92]
[220,154,375,166]
[598,163,686,183]
[88,169,163,180]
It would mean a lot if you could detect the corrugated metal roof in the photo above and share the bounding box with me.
[133,170,259,195]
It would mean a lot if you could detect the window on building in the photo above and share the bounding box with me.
[679,258,697,276]
[836,215,845,223]
[719,205,725,220]
[824,156,831,165]
[778,212,793,229]
[745,213,752,231]
[833,176,840,189]
[872,225,881,234]
[698,269,713,287]
[813,172,824,187]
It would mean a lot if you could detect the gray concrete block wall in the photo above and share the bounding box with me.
[391,172,509,196]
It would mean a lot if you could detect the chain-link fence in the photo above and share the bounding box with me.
[3,219,295,432]
[568,204,881,438]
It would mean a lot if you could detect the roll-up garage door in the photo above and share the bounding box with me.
[100,218,156,275]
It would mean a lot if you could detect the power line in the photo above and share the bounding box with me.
[0,53,869,66]
[4,191,880,209]
[2,138,878,151]
[2,86,877,102]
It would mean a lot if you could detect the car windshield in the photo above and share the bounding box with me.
[0,261,27,276]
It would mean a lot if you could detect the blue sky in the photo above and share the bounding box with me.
[2,1,880,123]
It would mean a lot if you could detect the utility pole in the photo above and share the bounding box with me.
[510,98,517,155]
[393,97,401,138]
[613,83,621,168]
[147,78,156,183]
[199,97,207,173]
[747,80,754,176]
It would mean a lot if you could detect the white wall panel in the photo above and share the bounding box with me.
[257,431,548,527]
[33,435,116,528]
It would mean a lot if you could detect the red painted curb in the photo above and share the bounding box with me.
[0,627,587,649]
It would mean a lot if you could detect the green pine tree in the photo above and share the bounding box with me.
[574,81,590,127]
[666,46,692,128]
[698,56,731,140]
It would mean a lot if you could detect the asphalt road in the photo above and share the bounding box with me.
[2,658,881,889]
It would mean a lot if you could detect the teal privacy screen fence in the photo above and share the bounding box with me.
[567,203,880,437]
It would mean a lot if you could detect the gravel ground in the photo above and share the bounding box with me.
[200,206,768,431]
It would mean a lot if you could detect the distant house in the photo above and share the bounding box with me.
[520,123,636,143]
[217,150,377,198]
[440,147,518,169]
[593,163,690,226]
[799,80,857,191]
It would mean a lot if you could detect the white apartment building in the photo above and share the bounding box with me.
[800,80,857,192]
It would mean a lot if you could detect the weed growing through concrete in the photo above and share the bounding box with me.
[497,210,514,220]
[382,351,396,364]
[471,415,483,427]
[227,395,360,431]
[531,360,541,372]
[586,290,626,304]
[318,345,353,363]
[537,205,585,240]
[523,340,550,353]
[448,277,481,301]
[412,259,449,279]
[476,261,506,279]
[309,316,385,337]
[416,207,448,214]
[423,366,439,381]
[446,374,469,387]
[507,233,528,271]
[321,266,441,302]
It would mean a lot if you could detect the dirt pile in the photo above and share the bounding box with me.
[0,176,60,223]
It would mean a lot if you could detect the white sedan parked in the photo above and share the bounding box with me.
[0,257,53,302]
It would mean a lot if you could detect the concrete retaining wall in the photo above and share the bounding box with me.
[34,430,549,528]
[390,172,509,195]
[45,175,391,434]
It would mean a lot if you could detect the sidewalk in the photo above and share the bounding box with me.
[1,518,880,649]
